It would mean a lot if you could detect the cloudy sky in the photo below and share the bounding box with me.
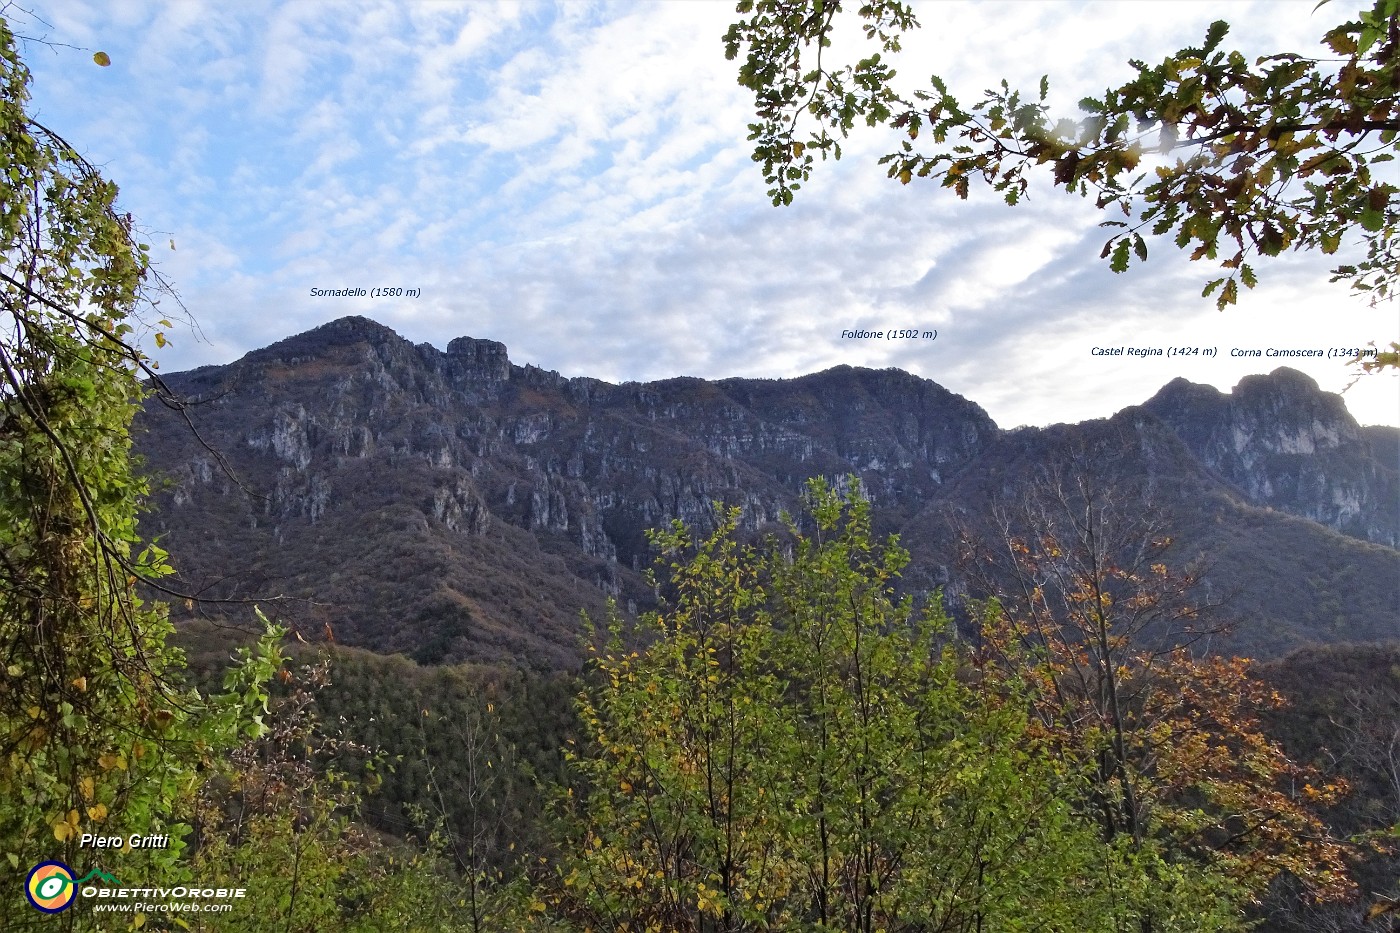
[17,0,1400,428]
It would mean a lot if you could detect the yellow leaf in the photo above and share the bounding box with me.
[72,676,87,692]
[88,803,108,822]
[53,821,74,842]
[26,706,41,720]
[132,912,147,929]
[80,776,94,800]
[93,51,111,67]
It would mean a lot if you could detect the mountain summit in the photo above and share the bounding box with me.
[137,318,1399,666]
[1142,370,1398,545]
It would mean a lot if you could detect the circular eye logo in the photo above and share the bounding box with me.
[26,861,76,913]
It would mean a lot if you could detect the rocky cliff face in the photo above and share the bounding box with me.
[1143,371,1400,547]
[138,317,999,666]
[136,317,1399,666]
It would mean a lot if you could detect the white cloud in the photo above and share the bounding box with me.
[14,0,1396,431]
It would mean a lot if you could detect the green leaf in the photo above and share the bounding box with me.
[1203,20,1230,53]
[1110,238,1131,273]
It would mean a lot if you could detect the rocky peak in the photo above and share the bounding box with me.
[1142,368,1398,546]
[136,320,1399,666]
[445,335,511,383]
[248,315,407,364]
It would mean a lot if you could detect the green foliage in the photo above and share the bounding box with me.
[0,130,558,907]
[0,14,268,923]
[726,0,1400,365]
[189,649,550,933]
[304,646,577,882]
[560,479,1150,931]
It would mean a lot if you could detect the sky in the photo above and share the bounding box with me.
[14,0,1400,429]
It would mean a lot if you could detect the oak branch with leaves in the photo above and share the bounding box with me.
[725,0,1400,371]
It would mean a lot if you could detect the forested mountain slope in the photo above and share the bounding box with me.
[136,316,1399,664]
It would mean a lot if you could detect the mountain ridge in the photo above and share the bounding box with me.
[136,317,1399,667]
